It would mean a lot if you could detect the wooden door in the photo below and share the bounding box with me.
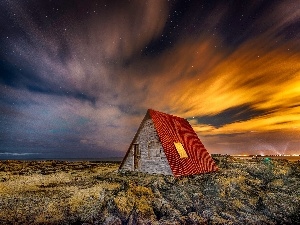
[133,144,140,170]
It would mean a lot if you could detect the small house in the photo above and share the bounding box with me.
[119,109,218,177]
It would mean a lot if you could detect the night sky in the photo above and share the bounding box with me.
[0,0,299,159]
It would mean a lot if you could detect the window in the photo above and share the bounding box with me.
[148,140,161,158]
[133,144,140,157]
[174,142,188,158]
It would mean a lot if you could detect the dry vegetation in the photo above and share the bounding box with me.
[0,157,299,224]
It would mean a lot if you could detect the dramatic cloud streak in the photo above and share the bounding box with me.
[0,0,299,158]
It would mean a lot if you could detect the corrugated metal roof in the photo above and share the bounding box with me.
[149,109,218,177]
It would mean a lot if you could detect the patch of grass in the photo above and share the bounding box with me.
[0,160,299,224]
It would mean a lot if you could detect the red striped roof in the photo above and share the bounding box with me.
[149,109,218,177]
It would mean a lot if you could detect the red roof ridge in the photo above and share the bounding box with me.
[148,109,186,120]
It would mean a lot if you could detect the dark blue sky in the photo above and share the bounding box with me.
[0,0,299,159]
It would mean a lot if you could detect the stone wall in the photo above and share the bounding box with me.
[121,119,173,175]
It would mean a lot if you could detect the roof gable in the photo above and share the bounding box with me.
[148,109,218,177]
[119,111,151,170]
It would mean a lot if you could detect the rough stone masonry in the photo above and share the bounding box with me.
[120,118,173,175]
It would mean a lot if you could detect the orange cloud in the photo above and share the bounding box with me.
[141,36,300,136]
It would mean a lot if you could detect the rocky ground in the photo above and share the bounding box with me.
[0,157,299,225]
